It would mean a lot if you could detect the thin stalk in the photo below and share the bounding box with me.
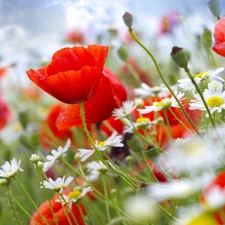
[184,67,215,127]
[36,166,58,225]
[169,202,177,225]
[128,29,200,136]
[102,174,111,222]
[125,62,142,85]
[5,185,22,225]
[162,109,172,140]
[14,176,50,225]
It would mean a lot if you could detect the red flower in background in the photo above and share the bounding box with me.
[20,86,41,101]
[57,67,127,130]
[39,104,73,150]
[0,66,7,79]
[26,45,108,104]
[213,17,225,57]
[0,92,11,130]
[30,193,86,225]
[64,30,85,44]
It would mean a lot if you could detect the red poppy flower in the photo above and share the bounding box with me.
[64,30,85,44]
[26,45,109,104]
[0,93,11,130]
[30,193,86,225]
[213,17,225,57]
[56,67,127,130]
[39,104,73,150]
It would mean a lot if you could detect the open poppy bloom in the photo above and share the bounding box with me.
[30,193,86,225]
[0,92,11,130]
[213,17,225,57]
[56,67,127,129]
[26,45,109,104]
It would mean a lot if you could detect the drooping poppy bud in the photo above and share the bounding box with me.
[123,12,133,29]
[170,46,189,69]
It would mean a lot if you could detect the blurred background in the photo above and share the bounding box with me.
[0,0,223,84]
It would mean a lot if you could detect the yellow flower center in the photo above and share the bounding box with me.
[207,96,224,107]
[156,101,163,107]
[194,72,207,79]
[136,117,150,123]
[98,141,106,147]
[68,190,81,200]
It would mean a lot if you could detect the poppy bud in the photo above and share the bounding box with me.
[118,46,128,62]
[123,12,133,29]
[207,0,221,19]
[170,46,189,69]
[202,28,213,50]
[126,134,144,153]
[19,111,30,129]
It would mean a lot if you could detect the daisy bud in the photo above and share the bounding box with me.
[125,155,133,163]
[156,117,164,124]
[118,46,128,62]
[123,12,133,29]
[74,153,80,160]
[0,178,7,185]
[202,28,212,50]
[150,131,157,137]
[126,134,144,153]
[170,46,189,69]
[30,154,41,163]
[207,0,221,19]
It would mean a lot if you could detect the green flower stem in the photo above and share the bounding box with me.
[14,176,51,225]
[128,29,201,137]
[79,102,137,191]
[102,174,111,222]
[58,194,73,225]
[162,109,172,140]
[106,217,131,225]
[168,108,194,136]
[36,165,59,225]
[5,185,22,225]
[184,67,215,127]
[9,192,39,225]
[169,201,177,225]
[207,49,218,68]
[125,62,142,85]
[154,202,177,221]
[77,204,88,225]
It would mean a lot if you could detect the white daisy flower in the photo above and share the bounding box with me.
[134,83,172,98]
[95,131,124,151]
[43,139,71,172]
[0,158,23,178]
[138,90,184,114]
[159,136,224,175]
[78,149,95,162]
[149,175,212,202]
[112,101,136,120]
[178,67,224,93]
[42,176,74,193]
[202,186,225,210]
[123,117,158,133]
[78,132,123,162]
[56,187,92,209]
[189,81,225,115]
[86,160,108,181]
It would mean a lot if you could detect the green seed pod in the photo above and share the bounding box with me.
[202,28,213,50]
[207,0,221,19]
[117,46,128,62]
[170,46,189,69]
[122,12,133,29]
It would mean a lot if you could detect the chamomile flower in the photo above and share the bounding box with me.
[95,131,124,151]
[86,160,108,181]
[43,139,71,172]
[138,90,184,114]
[123,117,158,133]
[78,132,123,162]
[178,67,224,93]
[159,136,224,175]
[149,175,212,202]
[42,176,74,193]
[0,158,23,179]
[134,83,172,98]
[112,101,136,120]
[56,187,92,209]
[189,81,225,115]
